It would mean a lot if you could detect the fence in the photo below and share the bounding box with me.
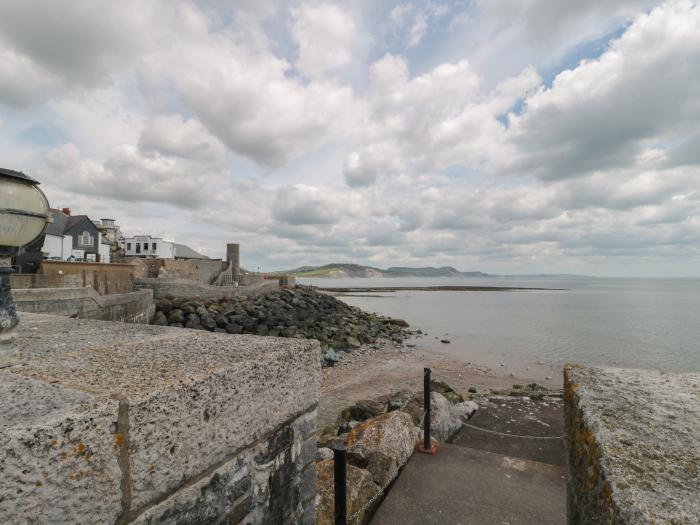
[330,368,434,525]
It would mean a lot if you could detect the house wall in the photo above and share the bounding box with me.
[99,242,111,263]
[122,237,175,258]
[42,234,65,259]
[66,218,100,255]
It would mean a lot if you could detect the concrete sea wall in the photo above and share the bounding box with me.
[564,365,699,524]
[13,287,155,324]
[1,313,321,524]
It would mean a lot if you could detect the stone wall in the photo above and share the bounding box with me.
[564,365,699,524]
[13,287,155,324]
[134,278,278,302]
[34,260,136,294]
[1,313,321,524]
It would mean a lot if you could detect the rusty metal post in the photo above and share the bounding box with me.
[424,367,431,450]
[332,444,347,525]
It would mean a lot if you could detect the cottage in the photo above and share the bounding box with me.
[41,208,111,262]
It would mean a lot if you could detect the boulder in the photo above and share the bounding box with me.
[315,460,377,525]
[430,379,464,404]
[316,447,333,461]
[340,399,386,423]
[167,309,184,324]
[429,393,478,442]
[345,411,418,486]
[322,348,338,366]
[156,298,173,314]
[151,311,168,326]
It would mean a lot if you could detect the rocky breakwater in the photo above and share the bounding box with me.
[315,381,478,524]
[150,287,411,364]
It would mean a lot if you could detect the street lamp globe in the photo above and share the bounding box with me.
[0,168,50,252]
[0,168,50,367]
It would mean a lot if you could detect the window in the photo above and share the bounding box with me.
[127,243,131,250]
[152,243,157,251]
[144,242,149,251]
[79,231,93,246]
[136,243,141,254]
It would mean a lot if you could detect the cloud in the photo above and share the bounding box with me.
[504,1,700,180]
[291,3,360,80]
[273,186,342,225]
[1,0,699,275]
[0,0,156,105]
[151,20,360,167]
[139,114,226,162]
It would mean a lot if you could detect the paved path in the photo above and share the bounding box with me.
[371,397,566,525]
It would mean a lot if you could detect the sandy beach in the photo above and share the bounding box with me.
[319,340,563,429]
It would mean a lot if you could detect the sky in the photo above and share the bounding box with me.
[1,0,699,276]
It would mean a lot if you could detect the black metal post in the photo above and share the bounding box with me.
[332,444,347,525]
[424,367,431,450]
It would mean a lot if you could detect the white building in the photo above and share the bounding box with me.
[121,235,175,258]
[120,235,209,260]
[42,232,73,260]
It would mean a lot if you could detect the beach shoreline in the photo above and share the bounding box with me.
[319,339,563,430]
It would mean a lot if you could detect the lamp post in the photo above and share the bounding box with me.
[0,168,50,367]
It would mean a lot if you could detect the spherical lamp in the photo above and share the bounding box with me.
[0,168,50,367]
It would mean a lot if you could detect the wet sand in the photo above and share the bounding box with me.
[319,340,563,430]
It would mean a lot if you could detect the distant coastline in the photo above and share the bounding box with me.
[280,262,590,279]
[282,263,489,278]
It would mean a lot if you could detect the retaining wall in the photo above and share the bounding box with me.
[1,313,321,524]
[13,287,155,324]
[134,278,278,302]
[564,365,699,524]
[20,260,137,294]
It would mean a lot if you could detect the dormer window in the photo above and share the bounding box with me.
[80,231,94,246]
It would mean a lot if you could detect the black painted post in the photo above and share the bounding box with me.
[424,367,431,450]
[332,444,347,525]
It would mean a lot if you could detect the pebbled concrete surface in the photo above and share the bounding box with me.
[565,365,700,524]
[1,313,321,524]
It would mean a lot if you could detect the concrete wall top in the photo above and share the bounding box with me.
[564,365,700,524]
[2,313,321,523]
[41,260,135,272]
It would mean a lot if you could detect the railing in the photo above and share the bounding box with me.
[330,368,434,524]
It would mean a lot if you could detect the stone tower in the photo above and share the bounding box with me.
[226,243,240,283]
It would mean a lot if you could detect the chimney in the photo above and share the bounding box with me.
[62,207,71,216]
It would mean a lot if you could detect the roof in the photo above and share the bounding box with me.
[46,209,98,236]
[173,243,208,259]
[64,215,94,232]
[45,209,69,236]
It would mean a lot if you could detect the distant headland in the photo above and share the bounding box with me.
[281,263,490,278]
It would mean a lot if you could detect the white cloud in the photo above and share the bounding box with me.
[504,0,700,180]
[291,3,360,80]
[0,0,698,274]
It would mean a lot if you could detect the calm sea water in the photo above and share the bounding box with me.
[299,276,700,381]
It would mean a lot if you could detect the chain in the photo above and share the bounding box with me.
[461,421,562,440]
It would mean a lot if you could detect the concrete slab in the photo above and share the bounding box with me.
[565,365,700,524]
[2,313,321,523]
[370,444,566,525]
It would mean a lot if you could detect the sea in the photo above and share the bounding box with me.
[298,276,700,382]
